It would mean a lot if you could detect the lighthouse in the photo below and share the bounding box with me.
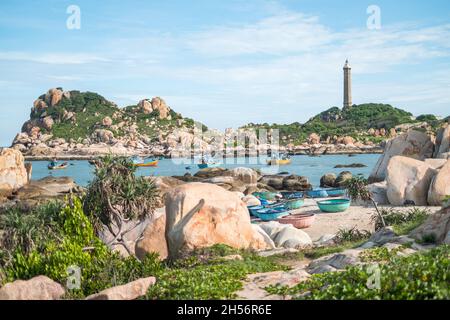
[343,59,352,109]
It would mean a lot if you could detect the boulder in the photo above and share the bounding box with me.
[241,195,261,207]
[273,226,312,248]
[164,183,270,258]
[135,210,168,260]
[320,173,336,188]
[227,167,258,186]
[0,276,65,300]
[45,88,64,107]
[308,133,320,144]
[151,97,170,119]
[334,171,352,187]
[258,175,284,190]
[424,158,447,170]
[410,207,450,245]
[368,181,389,205]
[102,116,113,127]
[369,130,435,182]
[427,160,450,205]
[307,249,362,274]
[433,124,450,159]
[86,277,156,300]
[0,148,28,192]
[138,99,153,114]
[91,129,114,144]
[367,227,397,245]
[386,156,436,206]
[41,116,54,131]
[282,175,312,191]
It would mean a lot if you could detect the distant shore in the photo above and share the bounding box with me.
[24,148,383,161]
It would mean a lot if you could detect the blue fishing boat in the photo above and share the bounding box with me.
[280,191,304,199]
[197,162,220,169]
[247,205,264,217]
[282,198,305,210]
[317,198,351,213]
[253,207,289,221]
[306,189,329,198]
[325,188,347,198]
[253,192,279,201]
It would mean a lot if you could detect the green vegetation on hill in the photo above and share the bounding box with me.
[243,103,416,145]
[30,90,197,142]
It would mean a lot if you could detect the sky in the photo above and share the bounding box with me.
[1,0,450,146]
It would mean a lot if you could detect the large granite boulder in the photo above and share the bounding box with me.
[369,130,435,182]
[386,156,436,206]
[427,160,450,206]
[320,173,336,188]
[0,148,29,193]
[86,277,156,300]
[135,209,168,260]
[165,183,269,258]
[258,174,311,191]
[433,124,450,159]
[410,207,450,245]
[0,276,65,300]
[334,171,353,187]
[368,181,389,205]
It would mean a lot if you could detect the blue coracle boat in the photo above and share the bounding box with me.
[317,198,351,213]
[253,207,289,221]
[325,188,347,198]
[306,189,329,198]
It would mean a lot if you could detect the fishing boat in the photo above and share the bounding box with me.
[197,162,220,169]
[253,192,280,201]
[134,160,158,167]
[317,198,351,213]
[280,191,304,199]
[305,189,329,198]
[279,213,315,229]
[282,198,305,210]
[325,188,347,198]
[48,162,68,170]
[253,206,289,221]
[266,158,291,165]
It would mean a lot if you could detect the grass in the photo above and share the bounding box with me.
[375,208,430,235]
[265,245,450,300]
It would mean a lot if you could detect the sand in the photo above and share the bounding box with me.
[287,198,441,241]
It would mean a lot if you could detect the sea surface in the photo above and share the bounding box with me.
[28,154,380,187]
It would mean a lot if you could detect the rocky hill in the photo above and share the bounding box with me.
[12,88,211,158]
[242,103,446,147]
[10,90,448,158]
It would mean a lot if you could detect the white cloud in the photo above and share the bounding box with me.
[0,52,110,65]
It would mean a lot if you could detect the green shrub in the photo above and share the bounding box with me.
[374,208,429,234]
[266,245,450,300]
[1,198,110,295]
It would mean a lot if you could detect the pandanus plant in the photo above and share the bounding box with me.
[345,176,386,228]
[83,154,160,254]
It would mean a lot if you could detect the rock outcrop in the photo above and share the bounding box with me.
[427,160,450,206]
[369,130,435,182]
[164,183,270,258]
[86,277,156,300]
[410,207,450,245]
[0,148,29,193]
[386,156,436,206]
[433,124,450,159]
[135,210,168,260]
[0,276,65,300]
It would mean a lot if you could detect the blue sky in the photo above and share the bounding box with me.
[1,0,450,146]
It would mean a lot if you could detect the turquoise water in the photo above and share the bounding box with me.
[28,154,380,187]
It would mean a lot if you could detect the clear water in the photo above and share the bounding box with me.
[28,154,380,187]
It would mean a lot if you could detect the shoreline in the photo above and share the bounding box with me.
[24,148,383,161]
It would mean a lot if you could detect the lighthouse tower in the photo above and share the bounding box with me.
[343,59,352,109]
